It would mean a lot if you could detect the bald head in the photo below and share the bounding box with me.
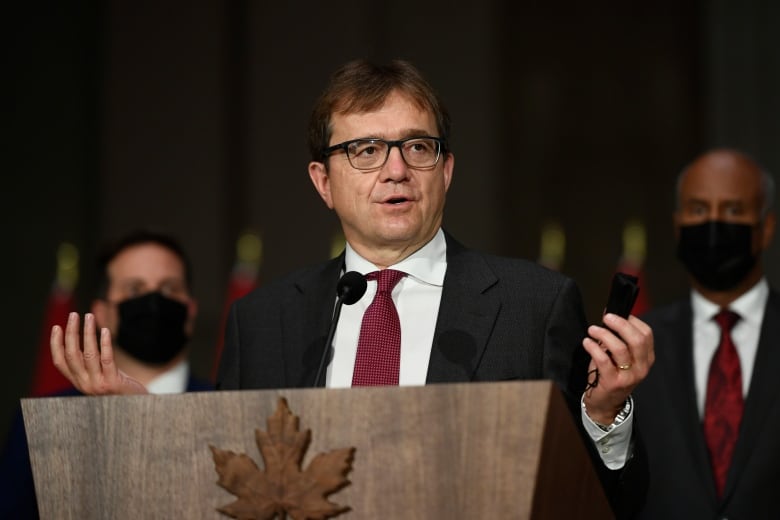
[676,149,775,217]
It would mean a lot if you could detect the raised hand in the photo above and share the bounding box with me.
[50,312,148,395]
[581,313,655,424]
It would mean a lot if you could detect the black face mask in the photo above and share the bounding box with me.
[676,221,758,291]
[115,292,189,365]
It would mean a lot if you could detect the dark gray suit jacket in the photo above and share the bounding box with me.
[217,234,646,517]
[634,289,780,520]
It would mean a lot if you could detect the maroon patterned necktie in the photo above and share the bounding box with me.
[703,309,743,498]
[352,269,405,386]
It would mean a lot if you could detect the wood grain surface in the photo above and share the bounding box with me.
[22,381,611,519]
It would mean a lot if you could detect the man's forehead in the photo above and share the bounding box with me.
[680,170,763,208]
[330,92,436,140]
[682,167,760,193]
[107,245,186,278]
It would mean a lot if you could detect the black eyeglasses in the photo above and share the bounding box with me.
[322,136,445,171]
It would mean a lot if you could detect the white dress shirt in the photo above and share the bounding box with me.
[146,359,190,394]
[328,229,447,387]
[691,278,768,417]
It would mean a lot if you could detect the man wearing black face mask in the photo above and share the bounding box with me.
[79,230,213,393]
[633,149,778,519]
[0,231,213,518]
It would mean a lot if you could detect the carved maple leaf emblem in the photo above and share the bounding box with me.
[210,398,355,520]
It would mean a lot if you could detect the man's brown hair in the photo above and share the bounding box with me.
[307,59,451,163]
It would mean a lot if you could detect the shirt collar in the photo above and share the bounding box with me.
[344,228,448,286]
[145,359,189,394]
[691,277,769,325]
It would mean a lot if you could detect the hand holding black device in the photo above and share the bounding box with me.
[586,272,641,391]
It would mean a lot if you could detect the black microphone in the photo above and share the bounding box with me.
[313,271,367,387]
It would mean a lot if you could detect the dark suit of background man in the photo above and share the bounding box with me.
[53,60,655,518]
[634,149,778,519]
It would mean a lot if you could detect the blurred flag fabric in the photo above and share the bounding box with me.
[330,228,346,259]
[30,242,79,397]
[211,230,261,380]
[616,219,651,316]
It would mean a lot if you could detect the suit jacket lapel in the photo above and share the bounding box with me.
[426,235,500,383]
[723,289,780,499]
[285,256,344,388]
[664,302,718,496]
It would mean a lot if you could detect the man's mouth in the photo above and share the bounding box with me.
[385,197,409,205]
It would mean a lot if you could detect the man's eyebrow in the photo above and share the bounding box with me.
[682,197,709,206]
[398,128,436,139]
[117,277,145,285]
[160,277,186,285]
[355,128,435,140]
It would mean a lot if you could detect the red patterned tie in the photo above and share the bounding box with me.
[352,269,405,386]
[703,309,743,498]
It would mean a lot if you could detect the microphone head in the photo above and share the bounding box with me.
[337,271,368,305]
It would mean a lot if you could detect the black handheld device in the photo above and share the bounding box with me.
[604,272,640,318]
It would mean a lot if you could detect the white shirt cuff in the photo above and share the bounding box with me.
[580,395,634,470]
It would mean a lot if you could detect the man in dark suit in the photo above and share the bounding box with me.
[52,60,654,517]
[2,230,213,518]
[634,149,777,519]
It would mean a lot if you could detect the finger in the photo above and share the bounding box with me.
[608,314,654,370]
[62,312,86,376]
[604,313,648,348]
[603,314,652,368]
[50,325,74,383]
[583,335,639,408]
[583,337,624,406]
[627,315,655,366]
[583,336,615,368]
[627,314,652,335]
[100,328,146,395]
[588,323,632,368]
[82,313,102,378]
[99,327,118,379]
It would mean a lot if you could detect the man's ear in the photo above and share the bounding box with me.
[442,152,454,193]
[308,161,334,209]
[761,211,776,250]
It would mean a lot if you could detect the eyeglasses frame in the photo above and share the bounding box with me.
[321,136,447,171]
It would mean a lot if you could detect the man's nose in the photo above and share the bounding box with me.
[381,146,408,180]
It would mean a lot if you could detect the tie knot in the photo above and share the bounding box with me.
[367,269,405,294]
[714,309,740,332]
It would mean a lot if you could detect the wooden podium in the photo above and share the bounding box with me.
[22,381,613,519]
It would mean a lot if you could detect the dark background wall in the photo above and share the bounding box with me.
[4,1,779,443]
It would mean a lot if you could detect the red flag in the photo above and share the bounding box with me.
[211,231,261,381]
[616,220,651,316]
[30,242,79,397]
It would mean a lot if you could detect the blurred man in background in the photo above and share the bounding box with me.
[634,149,779,518]
[0,230,212,518]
